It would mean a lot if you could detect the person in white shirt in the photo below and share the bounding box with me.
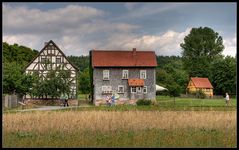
[225,93,230,106]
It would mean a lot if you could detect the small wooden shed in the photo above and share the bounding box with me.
[187,77,213,97]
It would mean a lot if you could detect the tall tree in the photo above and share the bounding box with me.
[210,56,236,95]
[180,27,224,78]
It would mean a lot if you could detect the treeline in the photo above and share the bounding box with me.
[3,41,236,97]
[3,42,39,95]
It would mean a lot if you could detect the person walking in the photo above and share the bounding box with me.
[111,93,115,106]
[225,92,230,106]
[64,93,69,107]
[106,95,111,106]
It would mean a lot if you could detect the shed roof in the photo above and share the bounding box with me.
[191,77,213,88]
[91,48,157,67]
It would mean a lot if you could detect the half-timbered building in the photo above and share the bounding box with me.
[24,40,78,99]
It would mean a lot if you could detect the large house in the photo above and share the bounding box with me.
[89,48,157,106]
[186,77,213,97]
[24,40,79,99]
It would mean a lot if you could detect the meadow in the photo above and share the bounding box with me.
[3,109,236,148]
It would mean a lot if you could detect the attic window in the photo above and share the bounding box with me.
[56,57,61,63]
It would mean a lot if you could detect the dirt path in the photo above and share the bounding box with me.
[15,105,92,112]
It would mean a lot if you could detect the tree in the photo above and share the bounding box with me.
[166,82,181,101]
[3,62,35,96]
[210,56,236,95]
[78,68,90,94]
[30,68,72,99]
[180,27,224,78]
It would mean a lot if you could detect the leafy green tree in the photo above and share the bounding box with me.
[30,67,72,99]
[180,27,224,78]
[210,56,236,95]
[3,42,38,65]
[78,68,90,94]
[3,62,35,96]
[67,55,89,72]
[166,82,181,100]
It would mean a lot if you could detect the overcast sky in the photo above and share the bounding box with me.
[2,2,237,57]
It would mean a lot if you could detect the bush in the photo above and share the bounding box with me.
[196,90,206,99]
[136,99,152,106]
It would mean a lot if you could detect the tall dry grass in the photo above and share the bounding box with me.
[3,111,236,133]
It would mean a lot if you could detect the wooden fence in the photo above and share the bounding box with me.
[180,94,224,99]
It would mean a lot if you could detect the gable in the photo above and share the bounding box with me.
[25,40,78,72]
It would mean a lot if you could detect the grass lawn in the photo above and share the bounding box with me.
[156,96,237,107]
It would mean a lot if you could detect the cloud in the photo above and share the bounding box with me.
[3,4,236,57]
[3,4,105,35]
[120,28,192,56]
[124,3,139,10]
[118,3,192,21]
[3,4,140,56]
[223,34,237,57]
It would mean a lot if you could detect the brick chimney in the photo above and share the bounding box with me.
[133,48,136,56]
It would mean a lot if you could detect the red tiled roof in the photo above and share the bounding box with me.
[91,49,157,67]
[128,79,144,87]
[191,77,213,88]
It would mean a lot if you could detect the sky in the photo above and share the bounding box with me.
[2,2,237,57]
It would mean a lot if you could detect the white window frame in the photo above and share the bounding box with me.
[136,87,141,93]
[103,70,110,80]
[102,86,112,93]
[131,87,136,93]
[140,70,147,79]
[122,70,129,79]
[143,86,147,94]
[118,85,124,93]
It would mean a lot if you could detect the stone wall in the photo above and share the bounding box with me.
[95,99,137,106]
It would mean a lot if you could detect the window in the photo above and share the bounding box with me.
[41,57,46,63]
[140,70,147,79]
[136,87,141,93]
[143,86,147,93]
[131,87,136,93]
[122,70,128,79]
[56,57,61,63]
[102,86,112,94]
[103,70,109,80]
[118,85,124,93]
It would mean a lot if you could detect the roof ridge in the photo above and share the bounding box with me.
[92,50,155,52]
